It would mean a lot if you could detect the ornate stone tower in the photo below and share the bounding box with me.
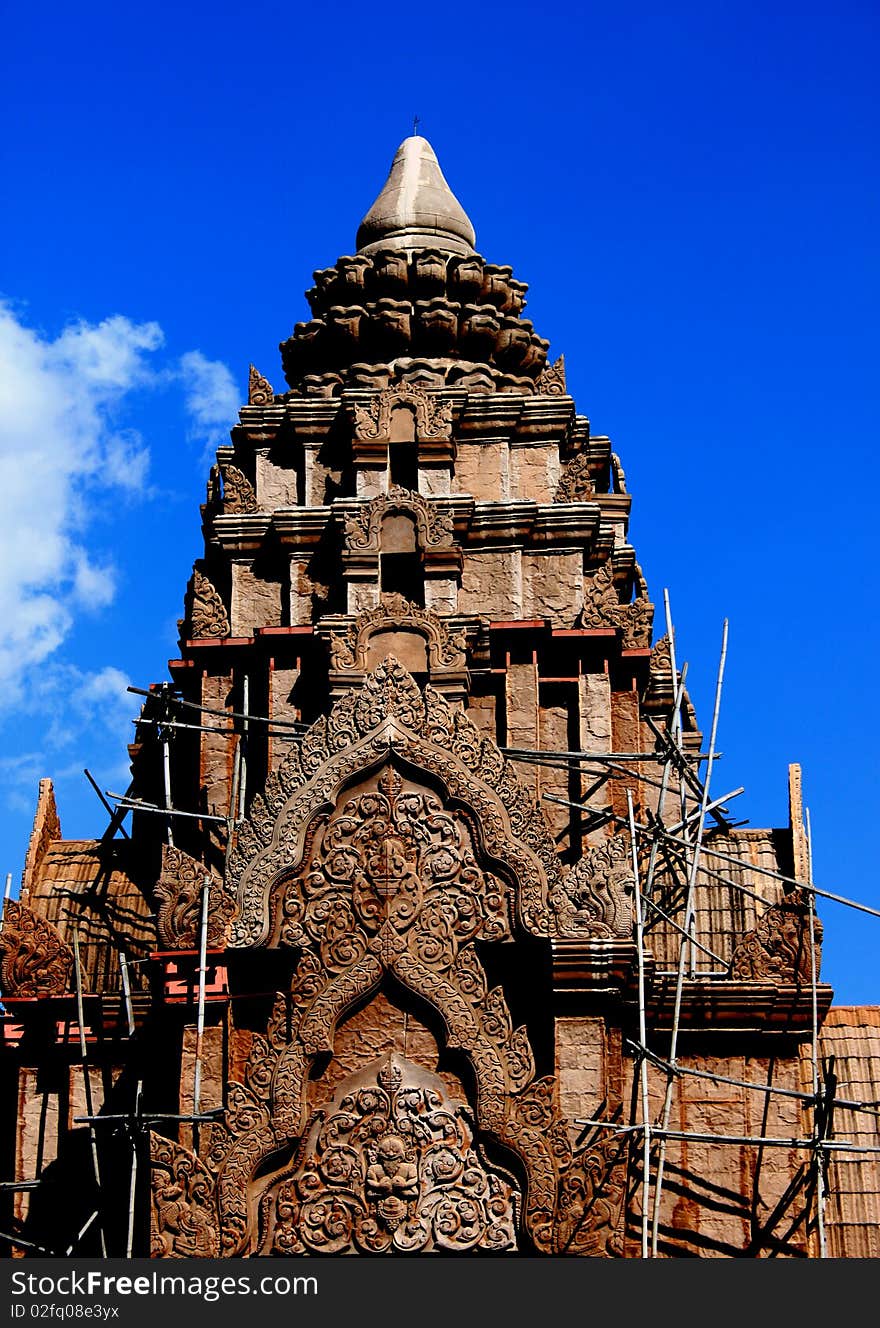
[6,136,876,1260]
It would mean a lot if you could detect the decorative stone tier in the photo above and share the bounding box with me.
[280,248,551,391]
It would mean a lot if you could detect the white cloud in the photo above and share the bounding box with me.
[179,349,239,455]
[0,300,239,695]
[0,663,138,818]
[0,303,162,689]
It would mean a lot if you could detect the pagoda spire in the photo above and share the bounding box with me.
[356,135,476,256]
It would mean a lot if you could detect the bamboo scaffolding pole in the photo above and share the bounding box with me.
[119,951,140,1261]
[805,807,828,1258]
[134,717,233,736]
[64,1209,100,1256]
[72,929,107,1257]
[502,747,713,763]
[627,789,652,1258]
[625,1038,880,1118]
[650,618,728,1256]
[642,894,728,965]
[104,792,228,825]
[238,674,249,821]
[573,1118,880,1154]
[191,878,211,1156]
[128,686,308,731]
[75,1109,224,1126]
[83,768,130,840]
[1,1229,56,1255]
[556,795,880,925]
[640,643,690,955]
[161,729,174,848]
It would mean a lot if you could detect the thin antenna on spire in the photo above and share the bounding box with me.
[412,114,421,136]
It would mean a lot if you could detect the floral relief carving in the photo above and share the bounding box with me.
[225,659,561,946]
[554,1131,627,1256]
[187,567,230,639]
[200,659,640,1256]
[150,1133,219,1258]
[0,899,75,998]
[267,765,510,961]
[259,1055,517,1254]
[154,845,236,949]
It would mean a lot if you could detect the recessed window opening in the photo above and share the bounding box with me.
[388,404,418,491]
[379,512,424,606]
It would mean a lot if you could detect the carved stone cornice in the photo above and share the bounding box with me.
[0,899,75,998]
[248,364,274,406]
[581,558,653,648]
[221,466,258,515]
[154,846,236,949]
[186,567,230,640]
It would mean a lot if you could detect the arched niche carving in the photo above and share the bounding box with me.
[341,486,461,579]
[327,596,469,699]
[224,659,563,945]
[191,662,632,1256]
[348,384,453,450]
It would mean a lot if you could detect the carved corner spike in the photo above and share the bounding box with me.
[0,899,76,997]
[581,559,653,648]
[538,354,566,395]
[154,845,234,949]
[248,364,274,406]
[221,465,258,514]
[555,453,594,502]
[188,567,230,639]
[730,897,823,984]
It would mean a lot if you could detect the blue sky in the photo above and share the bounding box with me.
[1,1,877,1000]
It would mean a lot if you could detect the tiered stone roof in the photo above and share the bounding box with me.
[279,135,550,395]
